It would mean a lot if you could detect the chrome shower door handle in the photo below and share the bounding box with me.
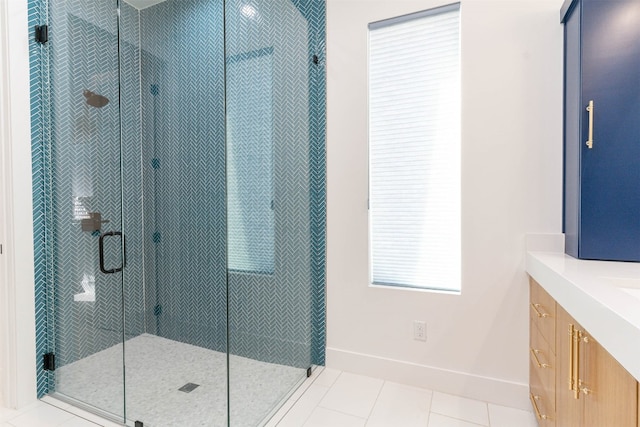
[99,231,126,274]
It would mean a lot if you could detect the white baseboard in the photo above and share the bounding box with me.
[326,347,532,411]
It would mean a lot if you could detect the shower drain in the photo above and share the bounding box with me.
[178,383,200,393]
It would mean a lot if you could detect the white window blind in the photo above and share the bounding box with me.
[369,4,461,292]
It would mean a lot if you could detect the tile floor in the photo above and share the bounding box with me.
[0,368,538,427]
[55,334,305,427]
[269,369,538,427]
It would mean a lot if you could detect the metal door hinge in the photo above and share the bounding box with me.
[135,422,144,427]
[43,353,55,371]
[35,25,48,44]
[307,367,312,378]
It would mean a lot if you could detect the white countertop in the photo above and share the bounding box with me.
[526,251,640,382]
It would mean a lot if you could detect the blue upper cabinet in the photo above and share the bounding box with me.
[562,0,640,262]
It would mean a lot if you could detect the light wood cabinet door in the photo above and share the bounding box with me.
[555,305,583,427]
[555,304,638,427]
[581,331,637,427]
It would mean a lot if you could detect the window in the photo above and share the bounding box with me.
[368,4,461,292]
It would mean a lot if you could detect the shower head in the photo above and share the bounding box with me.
[83,90,110,108]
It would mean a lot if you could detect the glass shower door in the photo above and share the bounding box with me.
[118,0,229,425]
[45,0,127,422]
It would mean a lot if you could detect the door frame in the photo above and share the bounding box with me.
[0,0,38,409]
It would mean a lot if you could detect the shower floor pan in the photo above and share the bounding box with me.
[55,333,306,426]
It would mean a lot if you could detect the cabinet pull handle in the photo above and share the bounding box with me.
[531,303,550,318]
[568,324,575,393]
[586,100,594,149]
[529,393,551,421]
[530,348,550,368]
[573,328,580,399]
[578,336,591,396]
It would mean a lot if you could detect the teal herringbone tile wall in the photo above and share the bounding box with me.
[28,0,50,398]
[138,0,228,352]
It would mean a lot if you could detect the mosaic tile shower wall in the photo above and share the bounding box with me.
[138,0,228,352]
[29,0,326,397]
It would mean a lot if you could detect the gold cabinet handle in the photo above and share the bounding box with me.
[568,324,575,393]
[530,348,550,368]
[573,328,581,399]
[586,100,594,149]
[529,393,551,421]
[531,303,550,318]
[578,335,591,396]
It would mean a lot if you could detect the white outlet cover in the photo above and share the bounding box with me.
[413,321,426,341]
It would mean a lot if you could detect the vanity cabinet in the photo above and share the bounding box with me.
[555,304,637,427]
[530,277,638,426]
[561,0,640,262]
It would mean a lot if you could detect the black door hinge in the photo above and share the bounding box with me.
[43,352,55,371]
[307,366,312,378]
[35,25,48,44]
[135,421,144,427]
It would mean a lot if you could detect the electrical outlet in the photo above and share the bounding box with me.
[413,320,427,342]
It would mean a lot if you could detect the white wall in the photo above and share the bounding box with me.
[0,0,38,409]
[326,0,563,409]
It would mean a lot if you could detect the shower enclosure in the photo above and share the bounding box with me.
[31,0,326,425]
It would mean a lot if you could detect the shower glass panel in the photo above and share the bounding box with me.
[41,0,322,425]
[45,0,126,420]
[122,0,228,425]
[226,1,315,424]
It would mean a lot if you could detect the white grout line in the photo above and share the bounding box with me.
[425,386,435,426]
[364,379,385,421]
